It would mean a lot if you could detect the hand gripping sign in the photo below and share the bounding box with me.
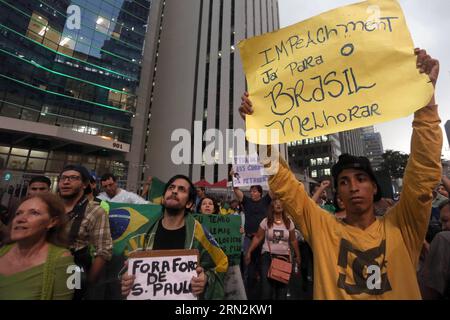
[238,0,434,144]
[127,249,199,300]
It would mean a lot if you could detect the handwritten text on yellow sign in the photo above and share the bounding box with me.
[238,0,434,144]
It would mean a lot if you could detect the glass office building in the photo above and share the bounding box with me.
[0,0,151,181]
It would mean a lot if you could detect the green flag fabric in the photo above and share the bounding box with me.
[106,202,162,256]
[106,202,243,265]
[148,177,166,204]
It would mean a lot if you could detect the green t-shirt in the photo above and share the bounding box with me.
[0,243,74,300]
[321,203,336,213]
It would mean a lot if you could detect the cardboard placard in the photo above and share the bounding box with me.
[238,0,434,144]
[232,155,269,188]
[127,249,199,300]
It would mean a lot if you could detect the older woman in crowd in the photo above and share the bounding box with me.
[0,194,74,300]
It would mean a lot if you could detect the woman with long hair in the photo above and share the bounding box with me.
[197,195,220,214]
[197,195,247,299]
[0,193,74,300]
[245,198,301,300]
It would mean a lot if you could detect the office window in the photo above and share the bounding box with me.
[27,158,46,171]
[43,28,61,50]
[0,155,7,169]
[26,12,49,43]
[11,148,29,156]
[58,36,76,56]
[30,150,48,158]
[7,156,27,170]
[95,16,111,34]
[0,146,10,154]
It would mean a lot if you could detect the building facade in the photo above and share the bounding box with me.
[127,0,287,186]
[339,128,365,157]
[362,131,384,170]
[287,134,341,181]
[0,0,152,190]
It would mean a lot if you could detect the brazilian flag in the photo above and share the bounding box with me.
[103,202,163,256]
[148,177,166,204]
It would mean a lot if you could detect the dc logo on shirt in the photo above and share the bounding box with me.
[337,239,392,295]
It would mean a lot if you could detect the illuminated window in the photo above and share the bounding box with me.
[7,156,27,170]
[27,158,46,171]
[311,170,317,178]
[0,146,10,154]
[11,148,29,156]
[108,91,122,107]
[310,159,317,166]
[96,16,111,34]
[324,157,330,164]
[57,36,75,56]
[112,26,121,39]
[324,168,331,176]
[26,13,48,43]
[322,135,328,142]
[317,158,323,165]
[43,28,61,50]
[30,150,48,158]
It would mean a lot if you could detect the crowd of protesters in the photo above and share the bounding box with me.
[0,48,448,300]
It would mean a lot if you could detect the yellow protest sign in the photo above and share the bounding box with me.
[238,0,434,145]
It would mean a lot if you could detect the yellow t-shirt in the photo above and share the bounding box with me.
[268,106,442,299]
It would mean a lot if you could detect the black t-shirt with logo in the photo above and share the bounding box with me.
[153,219,186,250]
[242,193,271,235]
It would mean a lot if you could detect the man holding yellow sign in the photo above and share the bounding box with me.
[238,0,442,300]
[238,0,434,145]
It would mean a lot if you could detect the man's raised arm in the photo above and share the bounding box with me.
[239,94,334,243]
[387,48,442,265]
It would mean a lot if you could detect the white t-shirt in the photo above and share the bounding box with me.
[98,189,148,204]
[260,217,294,256]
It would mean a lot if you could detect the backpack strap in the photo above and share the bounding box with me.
[68,198,89,248]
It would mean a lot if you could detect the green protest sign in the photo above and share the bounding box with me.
[193,214,242,265]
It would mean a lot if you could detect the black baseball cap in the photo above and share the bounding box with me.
[331,154,382,202]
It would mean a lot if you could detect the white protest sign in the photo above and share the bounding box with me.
[232,154,269,188]
[127,249,199,300]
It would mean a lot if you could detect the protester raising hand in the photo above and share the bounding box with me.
[415,48,439,88]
